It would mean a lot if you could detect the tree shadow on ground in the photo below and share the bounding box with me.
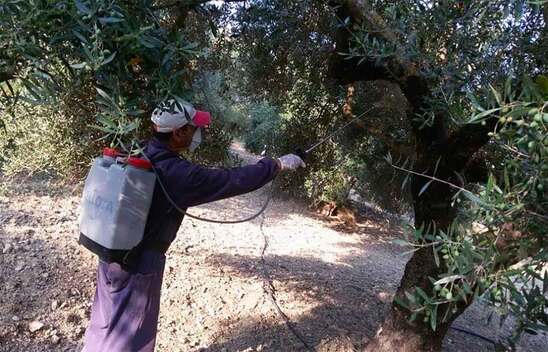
[200,250,548,352]
[0,211,157,352]
[199,249,403,351]
[0,237,96,352]
[1,185,95,352]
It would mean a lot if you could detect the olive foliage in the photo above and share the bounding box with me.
[0,0,236,176]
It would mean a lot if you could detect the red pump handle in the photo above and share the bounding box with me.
[103,147,120,158]
[127,157,152,170]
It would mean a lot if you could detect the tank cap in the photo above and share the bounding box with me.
[127,157,152,170]
[103,147,120,158]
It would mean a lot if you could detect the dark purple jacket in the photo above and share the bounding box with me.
[143,138,279,244]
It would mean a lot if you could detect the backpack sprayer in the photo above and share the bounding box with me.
[78,148,156,262]
[78,109,371,262]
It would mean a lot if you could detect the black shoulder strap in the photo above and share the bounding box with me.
[121,145,180,270]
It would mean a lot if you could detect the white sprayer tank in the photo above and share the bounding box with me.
[78,148,156,258]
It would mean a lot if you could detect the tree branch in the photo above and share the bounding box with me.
[0,71,15,83]
[444,116,498,171]
[152,0,245,11]
[329,0,494,168]
[328,0,436,149]
[328,1,401,84]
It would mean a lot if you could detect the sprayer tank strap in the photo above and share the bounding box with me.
[125,144,181,256]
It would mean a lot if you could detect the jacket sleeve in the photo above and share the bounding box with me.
[169,158,279,207]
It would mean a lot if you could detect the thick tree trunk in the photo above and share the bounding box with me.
[359,114,497,352]
[367,278,472,351]
[364,153,470,351]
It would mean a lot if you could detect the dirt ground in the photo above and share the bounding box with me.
[1,150,547,352]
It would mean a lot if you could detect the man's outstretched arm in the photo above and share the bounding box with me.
[173,154,304,207]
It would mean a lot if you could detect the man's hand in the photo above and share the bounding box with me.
[277,154,306,171]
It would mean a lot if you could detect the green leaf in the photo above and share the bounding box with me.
[82,44,93,62]
[401,173,411,191]
[433,245,440,267]
[514,0,523,20]
[101,52,117,66]
[430,305,438,331]
[74,0,92,15]
[138,37,156,48]
[469,108,501,124]
[467,93,484,112]
[418,180,433,197]
[462,190,491,208]
[183,42,199,50]
[97,114,116,126]
[72,30,89,44]
[21,79,43,102]
[394,297,409,310]
[70,62,86,69]
[462,281,472,295]
[415,287,431,303]
[433,157,441,176]
[504,77,513,100]
[405,291,416,304]
[122,121,138,133]
[126,109,145,116]
[98,17,124,24]
[542,270,548,294]
[434,275,464,286]
[392,239,410,246]
[489,84,502,105]
[409,311,419,323]
[96,87,114,104]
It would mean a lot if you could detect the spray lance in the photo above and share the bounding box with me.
[147,107,374,224]
[294,110,371,161]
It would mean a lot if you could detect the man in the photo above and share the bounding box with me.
[82,100,305,352]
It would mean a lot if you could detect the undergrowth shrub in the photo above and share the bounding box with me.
[1,91,103,180]
[243,102,281,154]
[240,79,413,212]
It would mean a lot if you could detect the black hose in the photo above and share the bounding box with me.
[259,214,316,351]
[450,326,497,345]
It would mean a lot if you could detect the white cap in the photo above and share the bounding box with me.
[151,100,196,133]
